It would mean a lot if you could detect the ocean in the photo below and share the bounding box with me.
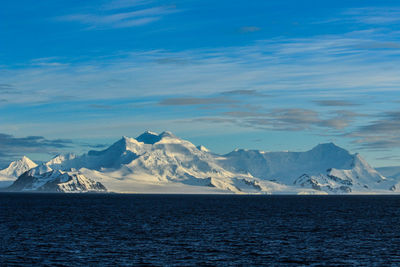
[1,194,400,266]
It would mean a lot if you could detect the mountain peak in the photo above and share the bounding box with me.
[19,156,37,166]
[0,156,38,178]
[21,155,31,161]
[311,142,346,153]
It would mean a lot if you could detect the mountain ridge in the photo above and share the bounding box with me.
[2,131,397,194]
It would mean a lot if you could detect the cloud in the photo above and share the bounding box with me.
[343,7,400,25]
[0,133,73,167]
[239,26,261,33]
[5,30,400,105]
[270,108,320,130]
[57,5,178,29]
[219,108,361,131]
[345,111,400,150]
[313,100,360,107]
[356,41,400,50]
[30,57,68,67]
[318,117,351,130]
[358,111,400,135]
[376,155,400,161]
[0,84,19,95]
[159,97,237,106]
[3,28,400,156]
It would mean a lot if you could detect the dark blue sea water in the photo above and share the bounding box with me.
[1,194,400,266]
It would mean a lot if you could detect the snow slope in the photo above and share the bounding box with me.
[34,132,392,194]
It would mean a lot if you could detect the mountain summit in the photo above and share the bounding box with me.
[0,156,37,178]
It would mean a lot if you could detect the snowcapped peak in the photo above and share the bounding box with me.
[0,156,38,178]
[19,156,37,167]
[21,155,31,162]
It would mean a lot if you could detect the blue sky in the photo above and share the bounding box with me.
[2,0,400,167]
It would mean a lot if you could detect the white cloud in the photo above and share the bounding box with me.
[343,7,400,25]
[3,29,400,152]
[4,30,400,104]
[57,5,179,29]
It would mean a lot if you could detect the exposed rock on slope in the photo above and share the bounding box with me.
[8,167,107,193]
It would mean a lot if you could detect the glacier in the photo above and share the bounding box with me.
[1,131,398,194]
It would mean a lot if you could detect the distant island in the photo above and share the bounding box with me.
[1,131,399,194]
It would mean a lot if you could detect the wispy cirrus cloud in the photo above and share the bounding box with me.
[3,27,400,158]
[0,84,19,95]
[343,7,400,25]
[6,30,400,105]
[57,4,179,29]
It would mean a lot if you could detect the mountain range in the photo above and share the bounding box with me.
[1,131,398,194]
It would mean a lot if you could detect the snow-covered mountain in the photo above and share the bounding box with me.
[43,131,270,194]
[0,156,37,178]
[7,165,107,193]
[0,156,37,187]
[219,143,387,193]
[2,131,396,194]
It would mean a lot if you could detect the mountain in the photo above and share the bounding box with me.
[0,156,38,187]
[5,131,395,194]
[43,131,269,194]
[0,156,37,178]
[219,143,387,193]
[32,131,391,194]
[7,166,107,193]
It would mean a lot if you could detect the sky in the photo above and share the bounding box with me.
[1,0,400,167]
